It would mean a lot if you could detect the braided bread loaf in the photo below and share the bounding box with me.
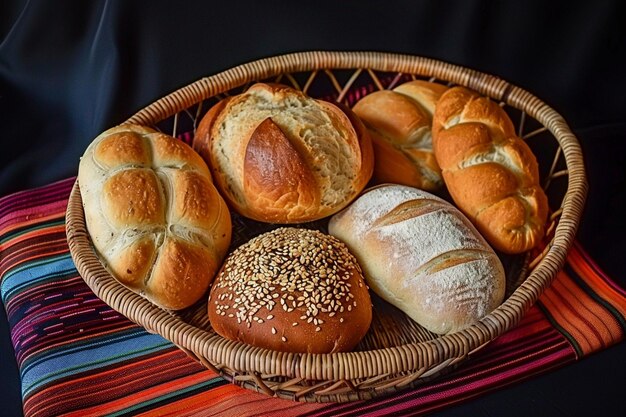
[432,87,548,254]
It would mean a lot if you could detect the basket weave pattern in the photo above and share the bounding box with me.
[65,51,587,402]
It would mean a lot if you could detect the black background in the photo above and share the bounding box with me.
[1,1,625,416]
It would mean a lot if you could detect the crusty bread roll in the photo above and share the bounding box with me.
[432,86,549,254]
[329,184,505,335]
[78,124,232,310]
[193,83,374,224]
[352,80,448,191]
[208,227,372,353]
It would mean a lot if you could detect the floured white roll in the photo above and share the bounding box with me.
[329,184,505,334]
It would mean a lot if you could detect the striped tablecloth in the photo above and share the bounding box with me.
[1,177,625,417]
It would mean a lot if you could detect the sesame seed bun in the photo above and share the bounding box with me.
[208,227,372,353]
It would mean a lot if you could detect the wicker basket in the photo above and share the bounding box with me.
[65,51,587,402]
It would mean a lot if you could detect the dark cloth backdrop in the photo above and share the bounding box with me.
[1,1,625,416]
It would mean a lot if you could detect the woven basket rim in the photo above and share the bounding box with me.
[67,51,588,385]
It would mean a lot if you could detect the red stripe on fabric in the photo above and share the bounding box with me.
[568,244,626,318]
[551,277,610,349]
[137,384,252,417]
[572,241,626,297]
[540,288,595,355]
[392,351,571,417]
[306,344,572,417]
[25,349,207,417]
[0,178,73,220]
[0,221,65,250]
[558,271,622,344]
[0,206,66,239]
[0,193,66,227]
[455,329,564,377]
[539,267,624,356]
[55,366,216,417]
[0,234,68,278]
[299,309,574,417]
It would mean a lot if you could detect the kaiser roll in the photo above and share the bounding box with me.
[78,124,232,310]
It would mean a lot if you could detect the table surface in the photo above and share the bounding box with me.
[2,2,625,416]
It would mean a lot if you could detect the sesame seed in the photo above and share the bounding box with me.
[271,327,277,334]
[281,336,287,342]
[211,228,361,333]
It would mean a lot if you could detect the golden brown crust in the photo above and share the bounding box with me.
[243,118,321,222]
[108,235,157,289]
[208,228,372,353]
[432,86,549,254]
[192,83,373,223]
[352,80,447,191]
[78,124,232,310]
[392,80,449,115]
[354,90,431,140]
[368,131,427,185]
[152,132,210,175]
[148,237,218,311]
[94,131,151,169]
[101,169,165,228]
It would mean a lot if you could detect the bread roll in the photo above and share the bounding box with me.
[193,83,374,224]
[78,124,232,310]
[208,228,372,353]
[432,86,549,254]
[352,80,448,191]
[329,184,505,335]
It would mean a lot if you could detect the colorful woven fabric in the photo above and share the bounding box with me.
[1,177,625,417]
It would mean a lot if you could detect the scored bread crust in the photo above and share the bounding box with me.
[193,83,374,223]
[78,124,232,310]
[208,228,372,353]
[329,184,505,335]
[352,80,448,191]
[432,86,549,254]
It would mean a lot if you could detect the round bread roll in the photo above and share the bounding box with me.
[208,227,372,353]
[352,80,448,191]
[78,124,232,310]
[329,184,505,335]
[193,83,374,224]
